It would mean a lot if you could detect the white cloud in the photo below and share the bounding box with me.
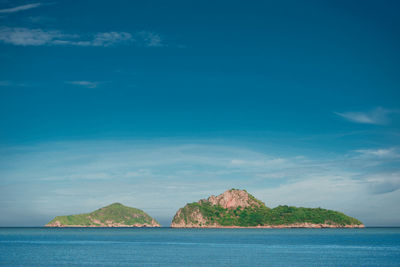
[68,32,133,47]
[136,31,162,47]
[66,81,100,89]
[230,158,286,167]
[334,107,391,125]
[366,172,400,194]
[0,27,65,46]
[354,148,399,159]
[0,27,162,47]
[0,3,41,13]
[91,32,133,47]
[1,141,400,226]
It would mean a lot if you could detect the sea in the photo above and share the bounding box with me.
[0,227,399,266]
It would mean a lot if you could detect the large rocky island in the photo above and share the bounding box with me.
[171,189,364,228]
[46,203,160,227]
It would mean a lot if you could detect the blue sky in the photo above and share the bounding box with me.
[0,0,399,226]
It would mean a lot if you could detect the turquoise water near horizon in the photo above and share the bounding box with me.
[0,227,399,266]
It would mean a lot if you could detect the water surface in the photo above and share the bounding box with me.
[0,227,399,266]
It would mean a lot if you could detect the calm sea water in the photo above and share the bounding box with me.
[0,227,399,266]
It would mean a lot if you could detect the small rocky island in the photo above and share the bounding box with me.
[46,203,160,227]
[171,189,364,228]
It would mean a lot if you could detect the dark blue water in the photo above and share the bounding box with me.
[0,228,399,266]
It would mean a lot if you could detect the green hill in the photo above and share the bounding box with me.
[171,189,363,228]
[46,203,160,227]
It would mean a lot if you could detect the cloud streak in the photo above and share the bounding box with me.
[334,107,391,125]
[0,3,41,14]
[66,81,100,89]
[0,27,66,46]
[0,27,162,47]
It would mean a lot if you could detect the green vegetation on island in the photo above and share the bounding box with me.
[46,203,160,227]
[171,189,363,228]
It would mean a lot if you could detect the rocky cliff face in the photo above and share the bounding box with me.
[171,189,259,228]
[171,189,364,228]
[46,203,160,227]
[207,189,263,209]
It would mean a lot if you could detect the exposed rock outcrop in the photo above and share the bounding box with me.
[171,189,364,228]
[207,189,263,209]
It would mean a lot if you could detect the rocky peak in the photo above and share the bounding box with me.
[206,189,264,209]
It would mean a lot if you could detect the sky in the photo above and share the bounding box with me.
[0,0,399,227]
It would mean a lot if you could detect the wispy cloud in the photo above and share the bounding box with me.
[366,172,400,194]
[334,107,391,125]
[1,141,400,226]
[0,27,66,46]
[0,3,41,14]
[0,27,162,47]
[354,147,399,159]
[66,81,100,89]
[136,31,162,47]
[230,158,286,167]
[82,32,132,47]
